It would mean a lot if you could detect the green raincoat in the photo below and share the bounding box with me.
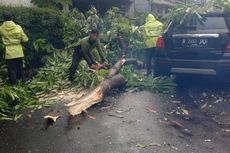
[143,14,163,48]
[0,21,28,59]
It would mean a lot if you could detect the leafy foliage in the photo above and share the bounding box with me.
[0,48,108,120]
[103,7,132,44]
[165,3,205,29]
[0,83,44,121]
[165,1,230,29]
[121,66,176,94]
[28,50,71,94]
[85,6,103,30]
[31,0,72,9]
[211,0,230,12]
[73,61,109,88]
[102,7,145,62]
[0,61,7,85]
[62,9,89,47]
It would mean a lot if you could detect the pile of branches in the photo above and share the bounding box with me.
[164,0,230,29]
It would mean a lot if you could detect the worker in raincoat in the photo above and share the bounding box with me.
[0,11,29,85]
[143,14,163,76]
[69,29,107,81]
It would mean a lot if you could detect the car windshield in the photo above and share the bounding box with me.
[172,16,228,32]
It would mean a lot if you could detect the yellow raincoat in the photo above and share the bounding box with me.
[143,14,163,48]
[0,21,28,59]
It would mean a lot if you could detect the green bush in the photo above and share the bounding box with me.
[0,6,66,68]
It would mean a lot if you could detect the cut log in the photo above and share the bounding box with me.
[124,58,144,67]
[67,74,126,116]
[107,58,142,78]
[107,59,126,78]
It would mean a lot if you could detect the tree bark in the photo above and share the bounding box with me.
[124,58,144,66]
[67,74,126,116]
[107,59,126,78]
[66,59,127,116]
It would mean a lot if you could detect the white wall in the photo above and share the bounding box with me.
[0,0,33,7]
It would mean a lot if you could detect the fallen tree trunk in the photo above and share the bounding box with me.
[107,58,142,78]
[67,74,126,116]
[107,59,126,78]
[124,58,144,67]
[66,59,128,116]
[66,35,142,116]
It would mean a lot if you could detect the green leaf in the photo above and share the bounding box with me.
[137,143,146,149]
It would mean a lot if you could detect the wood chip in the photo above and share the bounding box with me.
[100,106,111,111]
[116,110,124,114]
[172,100,181,104]
[87,115,96,120]
[147,143,161,147]
[181,109,189,115]
[223,129,230,132]
[145,107,157,113]
[171,120,184,128]
[108,113,124,118]
[44,115,60,122]
[204,139,212,142]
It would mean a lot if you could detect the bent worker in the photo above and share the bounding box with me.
[142,14,163,76]
[0,11,29,85]
[69,29,106,81]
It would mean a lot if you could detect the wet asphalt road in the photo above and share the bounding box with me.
[0,76,230,153]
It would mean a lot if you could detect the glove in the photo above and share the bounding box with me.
[90,64,97,69]
[90,63,105,70]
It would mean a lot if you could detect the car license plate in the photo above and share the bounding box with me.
[182,38,208,47]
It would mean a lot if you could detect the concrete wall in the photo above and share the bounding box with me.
[0,0,33,7]
[134,0,150,13]
[125,2,135,18]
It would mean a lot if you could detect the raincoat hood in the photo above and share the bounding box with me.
[1,21,17,31]
[146,14,156,23]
